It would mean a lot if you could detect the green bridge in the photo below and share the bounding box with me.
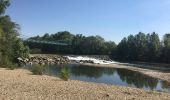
[24,39,71,46]
[20,34,71,46]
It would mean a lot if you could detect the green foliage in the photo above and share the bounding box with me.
[31,65,45,75]
[0,0,10,15]
[147,32,161,61]
[163,34,170,48]
[25,32,117,55]
[0,0,29,67]
[59,67,69,81]
[161,34,170,63]
[116,32,170,63]
[30,48,42,54]
[7,63,17,70]
[0,55,17,70]
[13,39,29,59]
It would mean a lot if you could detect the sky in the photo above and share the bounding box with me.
[6,0,170,43]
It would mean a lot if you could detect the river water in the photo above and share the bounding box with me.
[25,64,170,92]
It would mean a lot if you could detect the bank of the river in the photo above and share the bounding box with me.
[0,68,170,100]
[81,63,170,83]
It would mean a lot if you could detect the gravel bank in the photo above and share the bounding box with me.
[0,68,170,100]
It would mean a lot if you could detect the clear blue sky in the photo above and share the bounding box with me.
[6,0,170,43]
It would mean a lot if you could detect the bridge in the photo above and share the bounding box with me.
[25,39,71,46]
[20,34,71,46]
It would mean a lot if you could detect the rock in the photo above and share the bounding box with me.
[17,57,23,61]
[21,55,70,65]
[28,62,33,65]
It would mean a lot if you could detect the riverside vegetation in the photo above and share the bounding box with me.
[30,64,70,81]
[0,0,29,69]
[59,67,70,81]
[31,65,45,75]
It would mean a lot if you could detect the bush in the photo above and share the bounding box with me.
[59,67,69,81]
[7,63,17,70]
[31,65,45,75]
[0,62,17,70]
[0,55,17,70]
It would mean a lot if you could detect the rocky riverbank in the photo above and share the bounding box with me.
[18,54,70,65]
[17,54,114,65]
[0,68,170,100]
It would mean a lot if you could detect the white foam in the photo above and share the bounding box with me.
[65,56,119,64]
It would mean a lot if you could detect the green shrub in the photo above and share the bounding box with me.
[0,56,17,70]
[59,67,69,81]
[8,63,17,70]
[31,65,44,75]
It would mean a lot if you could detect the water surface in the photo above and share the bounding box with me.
[25,64,170,92]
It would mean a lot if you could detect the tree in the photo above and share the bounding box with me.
[163,34,170,48]
[72,34,85,54]
[0,0,29,67]
[42,33,50,40]
[117,37,128,60]
[26,32,116,55]
[126,35,137,60]
[51,31,74,44]
[147,32,161,61]
[103,41,116,55]
[116,32,162,63]
[134,32,147,61]
[161,34,170,63]
[0,0,10,15]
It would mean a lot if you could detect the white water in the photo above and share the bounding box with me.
[65,56,119,64]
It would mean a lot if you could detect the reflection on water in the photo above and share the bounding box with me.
[25,64,170,92]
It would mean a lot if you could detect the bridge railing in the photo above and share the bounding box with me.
[24,39,71,46]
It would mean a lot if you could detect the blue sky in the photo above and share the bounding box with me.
[6,0,170,43]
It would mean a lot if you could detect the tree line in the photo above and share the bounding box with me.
[0,0,29,68]
[25,31,117,55]
[117,32,170,63]
[25,31,170,63]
